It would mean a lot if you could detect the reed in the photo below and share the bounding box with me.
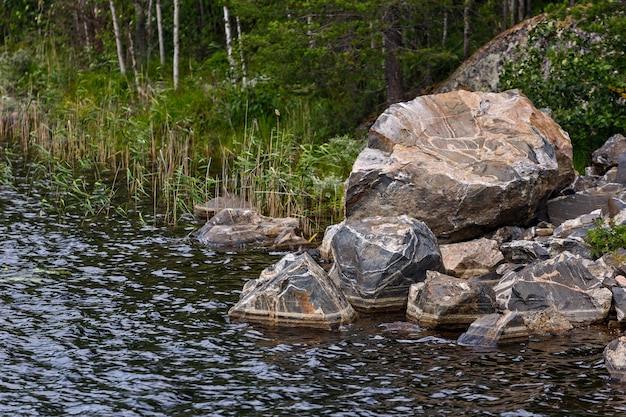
[0,44,363,236]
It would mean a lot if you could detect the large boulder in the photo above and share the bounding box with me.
[345,89,575,243]
[494,252,613,325]
[406,271,496,329]
[228,252,357,330]
[330,215,443,312]
[194,208,300,249]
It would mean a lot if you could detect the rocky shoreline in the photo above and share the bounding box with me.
[196,89,626,381]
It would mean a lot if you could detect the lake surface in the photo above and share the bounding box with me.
[3,176,626,416]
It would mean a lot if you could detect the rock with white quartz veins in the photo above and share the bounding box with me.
[228,252,357,330]
[345,89,575,242]
[406,270,496,329]
[457,311,529,347]
[494,252,613,325]
[330,215,443,312]
[195,208,300,249]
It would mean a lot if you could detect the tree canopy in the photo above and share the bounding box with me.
[0,0,560,134]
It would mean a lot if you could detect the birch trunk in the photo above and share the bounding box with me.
[127,28,146,100]
[173,0,180,89]
[156,0,165,66]
[223,6,235,77]
[236,16,247,86]
[502,0,509,30]
[442,10,448,46]
[109,0,126,74]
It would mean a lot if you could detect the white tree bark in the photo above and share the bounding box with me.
[127,29,146,99]
[223,6,235,77]
[156,0,165,66]
[236,16,247,86]
[109,0,126,74]
[173,0,180,89]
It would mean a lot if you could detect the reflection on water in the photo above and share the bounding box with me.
[2,182,626,416]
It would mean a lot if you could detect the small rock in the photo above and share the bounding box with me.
[457,311,528,347]
[406,270,496,329]
[228,252,357,330]
[604,336,626,381]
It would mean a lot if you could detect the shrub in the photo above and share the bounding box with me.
[585,218,626,259]
[500,1,626,171]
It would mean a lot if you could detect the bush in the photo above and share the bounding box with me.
[585,218,626,259]
[500,1,626,171]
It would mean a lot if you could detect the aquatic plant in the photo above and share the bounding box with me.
[586,218,626,259]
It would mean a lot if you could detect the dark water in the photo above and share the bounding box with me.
[3,184,626,416]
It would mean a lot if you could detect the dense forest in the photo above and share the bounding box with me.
[0,0,624,233]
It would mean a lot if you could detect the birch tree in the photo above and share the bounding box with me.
[109,0,126,74]
[156,0,165,65]
[173,0,180,89]
[223,6,236,77]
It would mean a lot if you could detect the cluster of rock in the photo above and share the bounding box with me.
[195,89,626,380]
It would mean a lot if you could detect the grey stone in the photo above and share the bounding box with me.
[330,216,443,312]
[547,183,626,226]
[457,311,529,347]
[494,252,613,325]
[501,240,551,264]
[592,133,626,175]
[406,271,496,329]
[195,208,300,249]
[604,336,626,381]
[228,252,357,330]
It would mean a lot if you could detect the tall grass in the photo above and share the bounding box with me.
[0,43,364,236]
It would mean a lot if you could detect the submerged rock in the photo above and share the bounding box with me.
[604,336,626,382]
[406,270,496,329]
[228,252,357,330]
[457,311,528,347]
[330,215,443,312]
[194,208,300,249]
[345,89,574,242]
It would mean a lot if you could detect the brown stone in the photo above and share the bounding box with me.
[440,238,504,279]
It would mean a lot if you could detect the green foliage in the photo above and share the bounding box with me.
[500,1,626,171]
[0,0,577,233]
[586,218,626,259]
[223,126,364,235]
